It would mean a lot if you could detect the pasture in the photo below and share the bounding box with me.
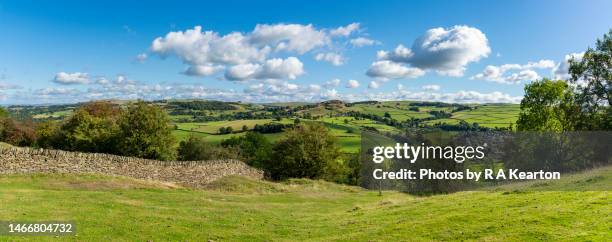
[0,166,609,241]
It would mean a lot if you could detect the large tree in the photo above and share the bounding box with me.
[517,79,579,131]
[266,122,341,180]
[569,29,612,130]
[117,101,177,160]
[52,101,121,153]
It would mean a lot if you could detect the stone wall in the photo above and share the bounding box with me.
[0,147,263,188]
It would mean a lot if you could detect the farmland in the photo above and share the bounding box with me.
[7,100,520,153]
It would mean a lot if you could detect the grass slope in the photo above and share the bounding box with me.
[1,167,610,241]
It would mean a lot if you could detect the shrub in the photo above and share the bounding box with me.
[178,136,239,161]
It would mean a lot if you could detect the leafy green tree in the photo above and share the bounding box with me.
[517,79,579,131]
[221,132,272,167]
[55,109,119,152]
[568,29,612,130]
[53,101,121,153]
[35,120,60,148]
[266,123,342,180]
[117,101,176,160]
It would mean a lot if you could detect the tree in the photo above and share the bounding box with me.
[54,108,120,152]
[568,29,612,130]
[265,123,342,180]
[242,125,249,132]
[52,101,121,153]
[517,79,579,131]
[221,132,272,167]
[0,118,37,146]
[117,101,176,160]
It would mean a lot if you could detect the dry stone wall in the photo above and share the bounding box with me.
[0,147,263,188]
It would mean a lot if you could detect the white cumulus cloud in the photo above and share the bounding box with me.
[552,52,584,80]
[471,59,555,84]
[53,72,90,85]
[224,57,304,81]
[368,81,380,89]
[350,37,378,47]
[366,60,425,80]
[375,25,490,77]
[315,52,345,66]
[346,79,360,88]
[330,23,360,37]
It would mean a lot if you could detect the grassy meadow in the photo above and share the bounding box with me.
[0,166,609,241]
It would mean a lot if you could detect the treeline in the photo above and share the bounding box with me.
[169,100,238,111]
[0,101,177,160]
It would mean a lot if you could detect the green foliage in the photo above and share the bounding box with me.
[47,101,121,153]
[265,123,342,180]
[35,120,59,149]
[218,126,233,134]
[0,107,8,118]
[178,136,239,161]
[517,79,578,131]
[54,109,120,153]
[568,29,612,130]
[117,101,177,160]
[221,132,272,167]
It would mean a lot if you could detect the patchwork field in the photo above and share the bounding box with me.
[9,100,521,153]
[0,166,609,241]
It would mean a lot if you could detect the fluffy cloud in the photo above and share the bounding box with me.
[53,72,90,85]
[330,23,360,37]
[352,90,522,104]
[346,79,360,88]
[374,25,490,77]
[366,60,425,80]
[552,52,584,80]
[250,24,329,53]
[184,64,224,76]
[325,78,341,88]
[315,52,345,66]
[471,59,555,84]
[422,84,440,91]
[368,81,380,89]
[224,57,304,81]
[151,23,372,80]
[350,37,377,47]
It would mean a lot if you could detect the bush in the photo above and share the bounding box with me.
[178,136,239,161]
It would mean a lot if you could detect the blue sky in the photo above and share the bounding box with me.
[0,0,611,104]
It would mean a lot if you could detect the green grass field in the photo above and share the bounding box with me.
[0,166,609,241]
